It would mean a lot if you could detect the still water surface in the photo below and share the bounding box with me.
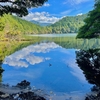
[2,35,93,100]
[29,33,77,37]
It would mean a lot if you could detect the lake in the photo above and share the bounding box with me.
[29,33,77,37]
[1,34,95,100]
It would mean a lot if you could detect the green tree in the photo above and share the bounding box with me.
[49,14,87,33]
[0,0,47,17]
[0,20,4,31]
[76,0,100,38]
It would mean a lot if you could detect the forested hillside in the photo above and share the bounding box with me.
[0,14,87,41]
[48,14,87,33]
[0,14,51,40]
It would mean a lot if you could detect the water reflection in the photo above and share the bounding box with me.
[3,42,60,68]
[2,42,93,100]
[76,48,100,86]
[0,66,4,82]
[76,48,100,100]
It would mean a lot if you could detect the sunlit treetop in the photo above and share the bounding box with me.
[0,0,48,17]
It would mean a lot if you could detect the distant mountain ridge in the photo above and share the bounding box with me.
[48,14,87,33]
[30,20,52,26]
[0,14,87,40]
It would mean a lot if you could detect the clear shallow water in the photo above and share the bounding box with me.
[2,42,92,100]
[29,33,77,37]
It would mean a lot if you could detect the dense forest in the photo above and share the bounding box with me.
[0,14,87,40]
[0,14,51,40]
[48,14,87,33]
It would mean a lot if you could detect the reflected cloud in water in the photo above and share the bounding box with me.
[2,42,93,99]
[3,42,59,68]
[25,55,44,65]
[62,49,86,82]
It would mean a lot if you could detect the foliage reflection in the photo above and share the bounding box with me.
[76,49,100,86]
[76,48,100,100]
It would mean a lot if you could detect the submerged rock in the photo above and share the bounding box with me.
[0,91,46,100]
[0,80,46,100]
[16,80,30,89]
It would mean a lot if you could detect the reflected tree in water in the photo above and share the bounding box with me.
[76,49,100,100]
[0,73,2,82]
[76,49,100,86]
[0,66,4,82]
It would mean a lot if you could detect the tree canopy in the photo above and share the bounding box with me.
[76,0,100,38]
[49,14,87,33]
[0,0,47,17]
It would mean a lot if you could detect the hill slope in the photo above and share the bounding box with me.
[0,14,87,40]
[0,14,50,40]
[48,14,87,33]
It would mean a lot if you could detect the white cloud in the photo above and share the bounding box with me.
[63,0,90,5]
[45,57,51,60]
[77,13,83,16]
[61,10,72,15]
[22,12,60,23]
[75,0,90,4]
[4,57,28,68]
[3,42,60,68]
[25,55,44,65]
[43,3,50,7]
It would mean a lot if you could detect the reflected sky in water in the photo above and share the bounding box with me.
[30,33,77,37]
[2,42,92,100]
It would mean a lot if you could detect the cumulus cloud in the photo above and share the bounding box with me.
[4,58,28,68]
[22,12,60,23]
[25,55,44,65]
[43,3,50,7]
[3,42,60,68]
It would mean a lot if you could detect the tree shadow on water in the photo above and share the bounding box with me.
[0,65,4,82]
[76,48,100,100]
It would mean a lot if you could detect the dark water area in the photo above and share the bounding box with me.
[2,41,93,100]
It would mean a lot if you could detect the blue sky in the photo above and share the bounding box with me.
[23,0,94,23]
